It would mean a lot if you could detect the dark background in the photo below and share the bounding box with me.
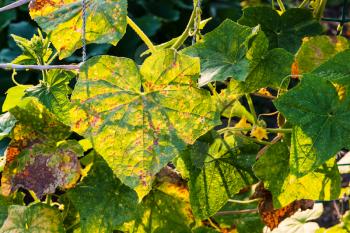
[0,0,348,112]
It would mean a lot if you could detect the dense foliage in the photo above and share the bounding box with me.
[0,0,349,232]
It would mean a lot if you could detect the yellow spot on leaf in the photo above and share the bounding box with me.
[333,83,346,101]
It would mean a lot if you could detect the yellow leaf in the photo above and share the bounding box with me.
[251,126,268,140]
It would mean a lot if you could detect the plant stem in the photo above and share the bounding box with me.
[277,0,286,12]
[245,94,258,124]
[218,127,292,134]
[0,0,30,13]
[0,63,80,71]
[127,16,156,53]
[298,0,310,8]
[228,198,261,204]
[171,6,197,49]
[29,190,40,203]
[215,209,258,216]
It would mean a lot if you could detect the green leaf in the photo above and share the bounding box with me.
[70,50,220,199]
[11,31,53,65]
[29,0,127,59]
[122,180,196,233]
[295,36,349,74]
[2,85,33,112]
[231,48,293,93]
[180,133,259,219]
[0,203,65,233]
[253,142,340,207]
[182,19,293,90]
[25,70,76,124]
[182,19,261,86]
[311,49,350,87]
[274,74,350,176]
[67,153,138,233]
[0,113,16,141]
[238,7,323,53]
[2,140,82,198]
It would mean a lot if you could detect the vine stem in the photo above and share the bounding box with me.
[215,209,258,216]
[0,0,30,13]
[0,63,80,71]
[127,16,156,53]
[171,5,197,49]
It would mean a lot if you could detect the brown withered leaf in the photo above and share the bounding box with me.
[1,138,83,198]
[252,183,314,230]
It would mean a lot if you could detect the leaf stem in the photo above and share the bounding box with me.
[228,198,262,204]
[29,190,40,203]
[127,16,156,53]
[215,209,258,216]
[276,0,286,12]
[298,0,310,8]
[218,127,292,134]
[171,6,197,49]
[0,0,30,13]
[245,94,257,124]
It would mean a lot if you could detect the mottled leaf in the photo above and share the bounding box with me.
[67,153,138,233]
[2,140,82,198]
[180,133,259,219]
[9,98,70,141]
[70,50,220,199]
[295,36,349,74]
[0,203,65,233]
[29,0,127,59]
[25,70,76,124]
[0,113,16,141]
[274,74,350,176]
[238,7,323,53]
[253,142,340,207]
[122,181,195,233]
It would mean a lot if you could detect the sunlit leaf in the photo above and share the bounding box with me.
[29,0,127,59]
[70,50,220,199]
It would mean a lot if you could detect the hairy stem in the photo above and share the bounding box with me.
[277,0,286,12]
[127,16,156,53]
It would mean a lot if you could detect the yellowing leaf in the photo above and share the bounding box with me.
[29,0,127,59]
[251,126,268,140]
[70,50,220,199]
